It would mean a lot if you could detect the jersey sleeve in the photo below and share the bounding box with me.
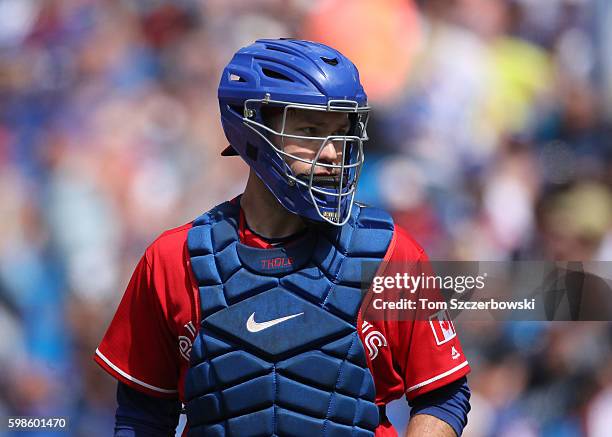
[368,226,470,402]
[94,253,180,399]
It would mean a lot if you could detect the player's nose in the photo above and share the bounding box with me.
[317,138,339,167]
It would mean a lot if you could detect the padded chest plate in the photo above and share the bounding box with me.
[184,201,394,437]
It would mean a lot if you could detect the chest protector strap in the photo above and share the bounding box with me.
[184,201,394,437]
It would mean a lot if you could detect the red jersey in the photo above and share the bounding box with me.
[95,214,469,436]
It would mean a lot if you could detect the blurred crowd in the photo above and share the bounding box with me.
[0,0,610,436]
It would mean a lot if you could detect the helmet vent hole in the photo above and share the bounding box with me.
[321,57,338,66]
[262,68,293,82]
[229,73,245,82]
[265,45,293,53]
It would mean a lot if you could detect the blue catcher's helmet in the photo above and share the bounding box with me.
[218,38,370,226]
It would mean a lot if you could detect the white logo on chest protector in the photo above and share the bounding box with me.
[246,312,304,333]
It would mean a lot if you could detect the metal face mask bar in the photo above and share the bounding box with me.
[242,96,370,225]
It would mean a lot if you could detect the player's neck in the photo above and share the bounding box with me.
[241,170,306,239]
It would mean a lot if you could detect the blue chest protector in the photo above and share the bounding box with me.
[184,201,394,437]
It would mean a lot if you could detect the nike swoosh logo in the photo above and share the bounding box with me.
[246,312,304,333]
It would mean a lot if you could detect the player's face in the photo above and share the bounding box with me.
[269,109,351,181]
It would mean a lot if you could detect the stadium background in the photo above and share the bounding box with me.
[0,0,611,435]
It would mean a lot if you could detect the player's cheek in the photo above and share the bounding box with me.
[289,160,309,176]
[283,146,310,169]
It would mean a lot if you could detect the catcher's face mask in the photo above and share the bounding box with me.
[243,97,369,226]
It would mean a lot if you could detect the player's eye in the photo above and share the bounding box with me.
[298,126,318,136]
